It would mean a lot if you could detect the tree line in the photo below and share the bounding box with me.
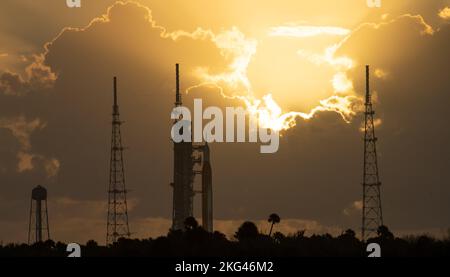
[1,215,449,257]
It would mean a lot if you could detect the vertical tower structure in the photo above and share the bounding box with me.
[171,64,195,230]
[107,77,130,244]
[362,65,383,241]
[201,143,213,232]
[28,185,50,244]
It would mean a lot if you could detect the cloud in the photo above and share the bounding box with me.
[16,153,60,177]
[214,218,342,238]
[359,118,382,132]
[374,68,388,79]
[0,116,59,177]
[15,152,60,177]
[17,151,34,172]
[44,158,60,178]
[438,6,450,19]
[343,200,363,216]
[0,116,45,151]
[269,25,350,38]
[189,27,258,97]
[0,54,56,96]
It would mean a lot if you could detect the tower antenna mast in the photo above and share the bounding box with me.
[362,65,384,241]
[107,77,131,244]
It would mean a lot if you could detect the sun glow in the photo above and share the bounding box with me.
[187,26,362,132]
[269,25,350,38]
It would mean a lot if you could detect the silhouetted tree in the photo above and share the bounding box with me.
[86,240,98,248]
[340,229,356,239]
[377,225,394,240]
[213,231,227,241]
[1,223,449,257]
[43,239,55,249]
[445,228,450,241]
[55,241,67,254]
[268,213,281,237]
[293,230,306,239]
[168,228,183,239]
[273,232,285,243]
[184,216,199,230]
[235,221,259,241]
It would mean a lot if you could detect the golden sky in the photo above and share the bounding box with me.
[0,0,449,243]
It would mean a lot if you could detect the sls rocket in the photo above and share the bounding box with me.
[201,143,213,233]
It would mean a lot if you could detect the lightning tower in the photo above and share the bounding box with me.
[171,64,195,230]
[107,77,131,244]
[362,65,383,241]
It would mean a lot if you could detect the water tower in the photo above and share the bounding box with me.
[28,185,50,244]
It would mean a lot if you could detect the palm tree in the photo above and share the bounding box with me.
[268,213,281,237]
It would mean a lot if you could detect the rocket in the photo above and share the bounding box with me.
[201,143,213,233]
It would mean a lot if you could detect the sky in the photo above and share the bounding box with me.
[0,0,449,244]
